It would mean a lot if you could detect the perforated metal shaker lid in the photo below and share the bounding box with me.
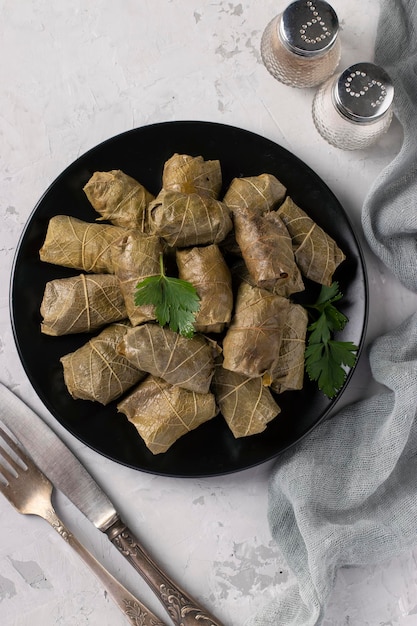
[332,62,394,123]
[279,0,339,57]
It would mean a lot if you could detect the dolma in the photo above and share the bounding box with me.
[146,190,232,247]
[39,215,125,273]
[212,361,280,438]
[176,244,233,333]
[118,376,218,455]
[118,323,217,393]
[162,153,222,199]
[83,169,154,230]
[277,196,346,286]
[111,231,162,326]
[231,255,304,299]
[232,207,304,295]
[40,273,126,336]
[222,283,290,378]
[60,322,145,405]
[270,303,308,394]
[218,228,242,258]
[223,173,286,216]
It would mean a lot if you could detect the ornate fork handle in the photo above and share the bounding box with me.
[105,519,224,626]
[44,507,166,626]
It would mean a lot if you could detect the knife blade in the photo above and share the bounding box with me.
[0,382,223,626]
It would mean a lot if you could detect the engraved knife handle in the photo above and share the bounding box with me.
[45,508,167,626]
[105,519,224,626]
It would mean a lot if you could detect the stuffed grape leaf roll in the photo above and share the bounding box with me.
[117,375,218,455]
[232,207,304,296]
[176,244,233,333]
[111,231,162,326]
[222,283,290,379]
[162,153,222,199]
[223,173,286,216]
[83,170,154,230]
[40,273,126,336]
[60,322,145,405]
[146,190,232,247]
[277,196,346,286]
[212,361,280,438]
[117,323,217,393]
[39,215,125,273]
[269,303,308,394]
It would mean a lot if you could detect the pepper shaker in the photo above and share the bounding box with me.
[312,62,394,150]
[260,0,341,89]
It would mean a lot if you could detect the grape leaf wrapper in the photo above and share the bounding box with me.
[39,215,125,273]
[83,169,154,230]
[112,231,162,326]
[117,323,216,394]
[222,283,290,379]
[146,189,232,247]
[41,273,126,336]
[223,173,286,216]
[118,376,218,454]
[270,303,308,394]
[212,361,280,438]
[277,196,346,286]
[60,322,145,405]
[162,153,222,199]
[232,207,304,296]
[176,244,233,333]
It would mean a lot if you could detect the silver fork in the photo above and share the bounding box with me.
[0,424,166,626]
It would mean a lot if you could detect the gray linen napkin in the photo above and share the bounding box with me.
[253,1,417,624]
[362,0,417,290]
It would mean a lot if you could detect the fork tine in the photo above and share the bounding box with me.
[0,426,29,485]
[0,467,11,494]
[0,425,26,460]
[0,429,167,626]
[0,463,15,487]
[0,449,19,478]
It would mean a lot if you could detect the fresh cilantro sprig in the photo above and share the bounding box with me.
[134,253,200,338]
[304,282,358,398]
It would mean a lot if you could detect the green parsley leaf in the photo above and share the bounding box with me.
[304,282,358,398]
[134,254,200,338]
[313,282,341,306]
[307,312,332,345]
[305,282,348,332]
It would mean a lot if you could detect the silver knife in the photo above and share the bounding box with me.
[0,382,223,626]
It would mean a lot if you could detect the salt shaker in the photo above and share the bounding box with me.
[312,62,394,150]
[260,0,341,89]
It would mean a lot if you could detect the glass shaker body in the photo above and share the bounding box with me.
[312,62,394,150]
[261,0,341,89]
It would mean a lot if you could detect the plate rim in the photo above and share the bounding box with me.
[9,120,369,477]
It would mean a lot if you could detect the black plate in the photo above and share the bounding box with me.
[10,121,368,477]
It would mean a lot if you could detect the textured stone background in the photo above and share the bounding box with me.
[1,1,417,624]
